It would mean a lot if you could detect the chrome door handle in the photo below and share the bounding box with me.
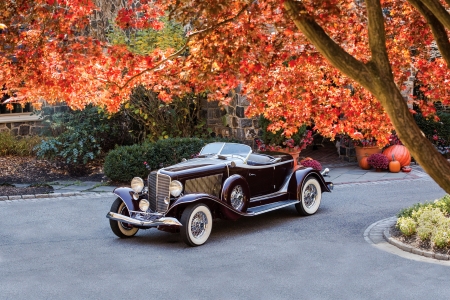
[249,173,256,176]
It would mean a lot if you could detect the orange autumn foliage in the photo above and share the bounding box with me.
[1,0,450,191]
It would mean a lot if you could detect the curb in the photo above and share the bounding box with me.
[383,222,450,261]
[0,191,106,201]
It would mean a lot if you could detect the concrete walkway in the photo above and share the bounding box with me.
[0,164,430,200]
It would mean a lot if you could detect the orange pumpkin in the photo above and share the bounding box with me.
[389,155,401,173]
[359,156,371,170]
[383,145,411,167]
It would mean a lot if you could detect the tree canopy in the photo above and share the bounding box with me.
[1,0,450,192]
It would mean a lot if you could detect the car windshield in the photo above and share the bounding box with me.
[200,142,252,160]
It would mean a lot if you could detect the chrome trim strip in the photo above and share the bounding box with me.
[129,210,164,217]
[107,212,182,227]
[244,160,292,169]
[248,201,298,216]
[250,191,290,202]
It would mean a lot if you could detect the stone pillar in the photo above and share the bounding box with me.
[202,89,260,147]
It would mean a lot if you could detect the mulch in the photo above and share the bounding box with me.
[0,156,106,196]
[390,225,450,256]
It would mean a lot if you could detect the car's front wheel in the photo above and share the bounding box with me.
[109,198,139,238]
[180,203,213,246]
[296,177,322,216]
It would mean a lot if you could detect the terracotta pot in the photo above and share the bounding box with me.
[355,146,382,163]
[275,148,301,167]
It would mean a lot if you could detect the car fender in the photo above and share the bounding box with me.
[287,167,331,198]
[167,193,248,220]
[113,187,136,212]
[220,174,250,210]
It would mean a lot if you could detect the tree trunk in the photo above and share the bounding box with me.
[284,0,450,194]
[373,79,450,193]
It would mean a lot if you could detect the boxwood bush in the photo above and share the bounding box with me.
[104,137,239,182]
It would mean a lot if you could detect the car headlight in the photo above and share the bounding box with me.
[131,177,144,193]
[139,199,150,212]
[169,180,183,197]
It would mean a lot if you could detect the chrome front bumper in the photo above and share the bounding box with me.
[107,212,182,227]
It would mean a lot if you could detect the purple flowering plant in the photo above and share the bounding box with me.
[367,153,389,169]
[300,159,322,171]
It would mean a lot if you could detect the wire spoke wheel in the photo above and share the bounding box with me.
[191,211,208,239]
[296,177,322,216]
[230,185,244,210]
[181,203,213,246]
[303,184,318,209]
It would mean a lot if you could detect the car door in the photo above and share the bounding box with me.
[246,165,274,197]
[273,161,292,191]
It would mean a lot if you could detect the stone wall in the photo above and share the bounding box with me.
[202,90,260,147]
[0,121,45,136]
[0,104,68,137]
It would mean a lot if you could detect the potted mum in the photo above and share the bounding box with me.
[353,136,382,163]
[367,153,389,171]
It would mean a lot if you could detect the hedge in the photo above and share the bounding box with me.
[104,137,239,182]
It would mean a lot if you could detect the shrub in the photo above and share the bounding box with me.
[34,105,132,166]
[104,137,238,182]
[415,207,445,241]
[397,217,416,236]
[259,115,308,149]
[0,132,43,156]
[396,194,450,248]
[367,153,389,169]
[432,225,450,248]
[397,202,433,218]
[121,86,210,142]
[414,111,450,156]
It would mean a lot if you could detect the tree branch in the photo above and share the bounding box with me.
[408,0,450,65]
[418,0,450,30]
[365,0,393,78]
[283,0,375,91]
[117,3,251,90]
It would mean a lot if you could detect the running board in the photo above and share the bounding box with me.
[246,200,298,216]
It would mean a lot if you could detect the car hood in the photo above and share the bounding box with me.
[159,157,234,178]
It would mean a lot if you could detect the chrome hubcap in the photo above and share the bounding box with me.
[191,211,208,239]
[230,185,244,210]
[303,184,317,209]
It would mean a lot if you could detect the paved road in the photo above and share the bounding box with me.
[1,176,449,299]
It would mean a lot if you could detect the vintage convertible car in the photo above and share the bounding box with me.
[106,142,333,246]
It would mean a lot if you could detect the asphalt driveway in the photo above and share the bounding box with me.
[1,177,449,299]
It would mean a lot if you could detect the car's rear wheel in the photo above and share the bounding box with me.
[109,198,139,238]
[296,177,322,216]
[180,203,213,247]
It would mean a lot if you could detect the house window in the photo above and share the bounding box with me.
[0,102,34,114]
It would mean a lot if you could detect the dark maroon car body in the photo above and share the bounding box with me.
[107,142,332,246]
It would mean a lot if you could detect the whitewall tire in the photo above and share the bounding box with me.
[109,198,139,238]
[180,203,213,246]
[296,177,322,216]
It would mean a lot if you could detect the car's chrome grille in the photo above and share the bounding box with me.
[148,172,171,213]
